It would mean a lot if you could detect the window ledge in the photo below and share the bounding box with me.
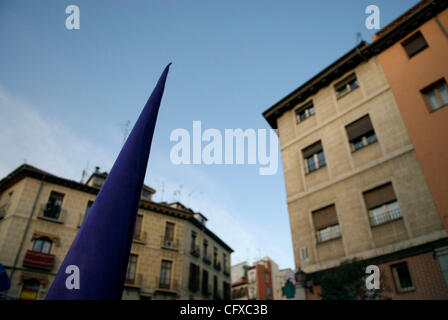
[336,86,359,100]
[429,103,448,113]
[305,164,326,176]
[37,216,64,224]
[396,286,415,294]
[316,235,342,245]
[296,113,315,125]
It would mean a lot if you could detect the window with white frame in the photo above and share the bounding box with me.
[345,115,377,151]
[302,141,326,174]
[295,101,315,123]
[312,205,341,243]
[363,183,402,227]
[334,73,359,98]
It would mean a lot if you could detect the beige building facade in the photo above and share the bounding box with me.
[263,38,448,298]
[0,164,232,300]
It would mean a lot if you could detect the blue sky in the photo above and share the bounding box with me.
[0,0,419,269]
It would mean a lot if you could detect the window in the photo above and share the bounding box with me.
[32,237,52,254]
[421,79,448,111]
[266,287,273,299]
[202,269,209,295]
[402,31,428,58]
[363,183,402,226]
[312,205,341,243]
[223,253,227,268]
[141,188,151,199]
[213,247,218,264]
[44,191,64,219]
[302,141,326,174]
[126,254,138,283]
[133,214,143,239]
[213,275,219,299]
[189,263,200,292]
[295,101,315,123]
[334,73,359,98]
[265,272,270,284]
[345,115,377,151]
[164,222,175,242]
[392,262,414,292]
[84,200,94,218]
[190,231,199,256]
[299,247,309,264]
[19,278,40,300]
[223,281,231,300]
[203,239,208,256]
[159,260,172,289]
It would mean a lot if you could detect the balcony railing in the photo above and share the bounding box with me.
[190,245,200,258]
[203,255,211,265]
[37,204,66,224]
[0,203,10,219]
[316,225,341,243]
[156,277,178,292]
[161,237,179,250]
[223,268,230,277]
[23,250,55,270]
[369,207,402,226]
[133,231,147,244]
[213,261,221,272]
[125,273,143,287]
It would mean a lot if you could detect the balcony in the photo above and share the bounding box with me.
[161,237,179,251]
[125,273,143,287]
[22,250,55,270]
[0,203,9,219]
[133,231,147,244]
[213,261,221,272]
[223,268,230,277]
[155,277,178,293]
[190,245,200,258]
[37,204,66,224]
[202,255,211,265]
[369,207,402,227]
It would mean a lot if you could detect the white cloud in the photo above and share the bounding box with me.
[0,86,114,181]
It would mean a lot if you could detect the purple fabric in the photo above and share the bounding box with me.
[46,64,171,300]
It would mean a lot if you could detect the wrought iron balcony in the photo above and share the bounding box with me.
[202,255,211,265]
[37,204,66,224]
[161,236,179,250]
[23,249,55,270]
[0,203,9,219]
[213,261,221,272]
[125,273,143,287]
[133,231,147,244]
[156,277,178,292]
[190,245,200,258]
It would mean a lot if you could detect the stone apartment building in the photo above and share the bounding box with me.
[262,0,448,299]
[231,257,282,300]
[0,164,232,300]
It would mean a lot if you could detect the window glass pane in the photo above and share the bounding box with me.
[353,138,364,150]
[299,111,307,121]
[349,79,359,90]
[386,201,401,219]
[33,239,42,252]
[317,151,325,167]
[42,240,51,254]
[309,106,315,115]
[307,156,316,172]
[366,132,377,144]
[394,263,413,290]
[370,206,386,225]
[437,85,448,105]
[428,91,441,110]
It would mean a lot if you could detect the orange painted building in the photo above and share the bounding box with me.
[373,0,448,230]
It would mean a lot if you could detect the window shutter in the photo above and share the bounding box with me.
[302,141,322,158]
[402,32,428,57]
[363,183,397,210]
[312,205,338,230]
[345,115,374,141]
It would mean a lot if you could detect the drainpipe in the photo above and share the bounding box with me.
[7,178,45,294]
[435,16,448,39]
